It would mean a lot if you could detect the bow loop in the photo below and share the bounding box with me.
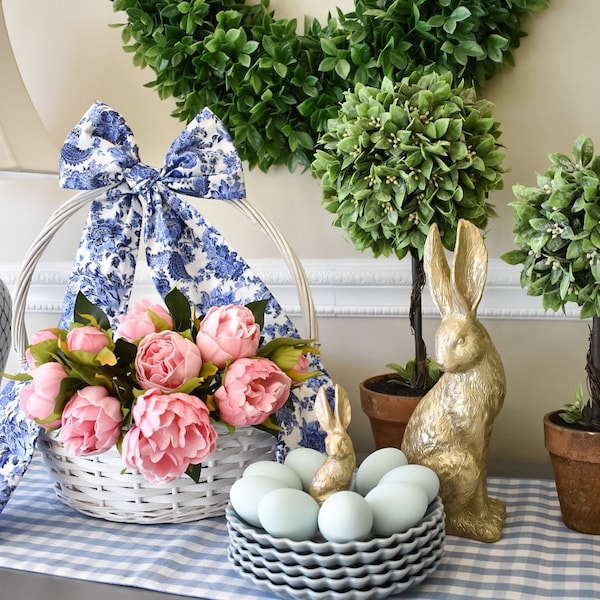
[161,107,246,200]
[59,101,140,191]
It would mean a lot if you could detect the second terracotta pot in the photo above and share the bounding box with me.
[544,410,600,535]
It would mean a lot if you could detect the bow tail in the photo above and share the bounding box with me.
[142,188,334,458]
[59,187,143,329]
[142,188,292,336]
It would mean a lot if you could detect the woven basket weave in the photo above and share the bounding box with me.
[13,187,318,524]
[38,425,273,524]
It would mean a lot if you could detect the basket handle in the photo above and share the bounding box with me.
[12,188,318,366]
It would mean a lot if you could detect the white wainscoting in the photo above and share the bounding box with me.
[0,258,580,321]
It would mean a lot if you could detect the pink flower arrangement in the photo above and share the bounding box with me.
[18,289,319,484]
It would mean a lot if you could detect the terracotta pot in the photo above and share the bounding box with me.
[544,410,600,535]
[359,374,422,450]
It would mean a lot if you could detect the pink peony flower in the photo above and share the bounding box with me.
[25,328,60,370]
[196,305,260,369]
[121,389,218,483]
[19,362,68,429]
[115,299,174,342]
[66,325,111,355]
[215,357,291,427]
[59,386,122,455]
[135,330,203,392]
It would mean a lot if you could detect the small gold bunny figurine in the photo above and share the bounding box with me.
[309,384,356,505]
[402,219,506,543]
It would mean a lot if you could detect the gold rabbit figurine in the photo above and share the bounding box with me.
[402,219,506,542]
[309,384,356,505]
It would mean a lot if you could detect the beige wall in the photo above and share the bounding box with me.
[2,0,598,478]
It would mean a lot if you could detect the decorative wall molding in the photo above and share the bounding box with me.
[0,258,581,321]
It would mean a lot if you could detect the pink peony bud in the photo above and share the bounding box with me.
[19,362,68,429]
[215,357,291,427]
[196,305,260,369]
[66,325,111,355]
[25,328,60,371]
[115,299,174,342]
[135,330,202,392]
[59,386,122,455]
[121,389,218,483]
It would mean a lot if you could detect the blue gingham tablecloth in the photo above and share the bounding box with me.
[0,454,599,600]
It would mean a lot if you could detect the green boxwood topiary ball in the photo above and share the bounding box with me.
[503,135,600,319]
[311,71,505,259]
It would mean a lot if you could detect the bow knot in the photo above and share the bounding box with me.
[124,162,161,196]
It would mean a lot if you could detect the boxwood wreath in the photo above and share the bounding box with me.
[111,0,548,173]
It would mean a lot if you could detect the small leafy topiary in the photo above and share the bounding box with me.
[503,135,600,318]
[311,71,505,389]
[502,135,600,430]
[311,71,505,260]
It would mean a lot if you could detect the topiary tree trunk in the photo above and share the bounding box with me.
[589,316,600,431]
[410,250,429,391]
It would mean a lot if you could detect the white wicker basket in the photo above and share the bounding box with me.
[38,425,274,524]
[13,187,318,524]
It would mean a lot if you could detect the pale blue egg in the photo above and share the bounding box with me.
[243,460,303,490]
[378,464,440,503]
[355,447,408,496]
[284,448,327,492]
[229,475,287,527]
[258,488,320,541]
[365,482,428,536]
[318,491,373,543]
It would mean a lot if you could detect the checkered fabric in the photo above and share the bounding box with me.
[0,455,598,600]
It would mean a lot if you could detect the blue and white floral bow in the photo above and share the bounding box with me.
[0,102,331,513]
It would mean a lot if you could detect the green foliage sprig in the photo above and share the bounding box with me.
[111,0,548,173]
[311,71,505,259]
[560,383,592,427]
[502,135,600,318]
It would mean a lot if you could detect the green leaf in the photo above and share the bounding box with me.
[449,6,471,21]
[460,40,485,59]
[559,271,571,299]
[318,56,338,72]
[501,250,528,265]
[73,292,110,330]
[573,134,595,167]
[335,59,351,80]
[186,462,203,483]
[487,34,508,62]
[320,37,339,57]
[549,153,573,170]
[274,62,288,78]
[245,299,269,331]
[164,287,192,332]
[114,337,138,367]
[54,377,88,417]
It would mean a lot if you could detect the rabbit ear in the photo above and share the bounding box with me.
[424,223,453,319]
[451,219,488,314]
[333,384,352,431]
[314,386,335,432]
